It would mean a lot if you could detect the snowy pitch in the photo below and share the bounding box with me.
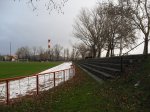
[0,62,74,103]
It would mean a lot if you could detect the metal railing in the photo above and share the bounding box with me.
[0,65,75,104]
[120,39,150,73]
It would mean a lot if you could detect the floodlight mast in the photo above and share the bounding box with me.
[48,39,51,49]
[10,42,11,56]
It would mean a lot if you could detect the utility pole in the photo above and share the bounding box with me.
[48,39,51,61]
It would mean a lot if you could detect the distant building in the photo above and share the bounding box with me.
[4,55,18,61]
[11,55,18,61]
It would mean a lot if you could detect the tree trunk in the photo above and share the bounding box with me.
[91,45,96,58]
[110,48,113,57]
[119,37,123,56]
[93,48,96,58]
[110,37,114,57]
[81,54,85,59]
[106,47,110,57]
[143,34,149,56]
[97,47,102,58]
[110,44,114,57]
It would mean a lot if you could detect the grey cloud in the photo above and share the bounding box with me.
[0,0,97,55]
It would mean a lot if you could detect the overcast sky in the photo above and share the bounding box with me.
[0,0,149,56]
[0,0,98,55]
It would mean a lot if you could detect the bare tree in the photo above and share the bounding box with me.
[15,0,69,14]
[66,48,70,60]
[0,55,4,61]
[49,48,54,61]
[31,46,38,60]
[32,46,37,56]
[116,16,136,56]
[63,48,69,60]
[16,46,31,59]
[102,3,124,57]
[73,2,137,58]
[71,46,80,60]
[95,2,136,57]
[73,8,104,58]
[75,43,89,59]
[53,44,63,60]
[37,47,49,61]
[119,0,150,55]
[96,4,109,57]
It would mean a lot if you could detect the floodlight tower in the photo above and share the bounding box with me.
[10,42,11,56]
[48,39,51,49]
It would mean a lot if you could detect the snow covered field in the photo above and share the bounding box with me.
[0,62,75,103]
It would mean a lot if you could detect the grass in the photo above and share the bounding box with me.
[0,57,150,112]
[0,61,62,79]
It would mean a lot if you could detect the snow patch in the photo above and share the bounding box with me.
[0,62,74,103]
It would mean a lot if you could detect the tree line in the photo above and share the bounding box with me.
[0,43,82,61]
[14,44,67,61]
[73,0,150,58]
[12,43,81,61]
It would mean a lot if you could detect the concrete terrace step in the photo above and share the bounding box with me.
[87,54,144,61]
[77,54,147,80]
[85,61,122,69]
[84,58,141,65]
[82,63,121,75]
[79,63,114,80]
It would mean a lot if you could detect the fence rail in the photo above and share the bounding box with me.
[0,64,75,104]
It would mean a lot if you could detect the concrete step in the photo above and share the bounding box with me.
[77,54,146,80]
[83,58,142,65]
[79,63,114,80]
[82,63,120,75]
[86,61,122,69]
[87,54,144,61]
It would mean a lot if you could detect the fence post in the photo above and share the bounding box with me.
[36,75,39,95]
[69,68,71,79]
[73,67,75,76]
[63,70,65,82]
[121,56,123,74]
[54,72,55,87]
[72,65,75,76]
[6,80,9,104]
